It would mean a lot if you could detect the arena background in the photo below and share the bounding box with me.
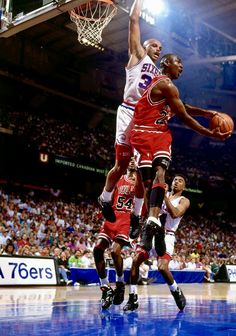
[0,0,236,219]
[0,2,236,336]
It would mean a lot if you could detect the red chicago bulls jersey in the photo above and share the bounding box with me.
[133,75,173,132]
[112,174,135,213]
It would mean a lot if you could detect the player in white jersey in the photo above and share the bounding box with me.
[98,0,162,226]
[123,174,190,311]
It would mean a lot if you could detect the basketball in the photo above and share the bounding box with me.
[209,112,234,134]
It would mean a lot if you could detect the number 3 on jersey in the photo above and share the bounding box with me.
[116,196,133,210]
[139,74,152,90]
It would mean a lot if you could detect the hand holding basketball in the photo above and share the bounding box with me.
[209,112,234,139]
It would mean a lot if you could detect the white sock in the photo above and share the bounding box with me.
[133,197,144,216]
[129,284,138,295]
[147,216,161,227]
[169,280,178,292]
[100,277,109,287]
[100,189,113,202]
[116,274,124,282]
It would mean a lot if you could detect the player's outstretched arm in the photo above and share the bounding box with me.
[127,0,146,67]
[158,80,230,140]
[183,103,218,119]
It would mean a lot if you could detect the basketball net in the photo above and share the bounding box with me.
[69,0,117,46]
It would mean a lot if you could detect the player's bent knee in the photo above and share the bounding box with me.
[158,263,168,272]
[134,249,149,265]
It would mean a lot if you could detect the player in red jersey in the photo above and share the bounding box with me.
[93,158,139,310]
[123,54,231,310]
[130,53,230,251]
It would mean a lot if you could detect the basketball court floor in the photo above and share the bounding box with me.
[0,283,235,336]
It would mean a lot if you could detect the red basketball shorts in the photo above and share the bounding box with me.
[97,211,130,245]
[130,129,172,168]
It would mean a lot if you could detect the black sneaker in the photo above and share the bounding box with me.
[129,213,140,239]
[123,294,139,311]
[101,286,114,309]
[98,197,116,223]
[140,220,162,251]
[171,287,186,311]
[113,282,125,305]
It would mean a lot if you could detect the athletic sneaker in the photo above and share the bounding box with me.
[171,287,186,310]
[113,282,125,305]
[101,286,114,309]
[123,294,139,311]
[98,197,116,223]
[140,220,162,251]
[129,213,140,239]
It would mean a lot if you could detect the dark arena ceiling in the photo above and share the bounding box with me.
[0,0,236,122]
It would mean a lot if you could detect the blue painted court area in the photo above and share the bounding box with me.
[0,286,235,336]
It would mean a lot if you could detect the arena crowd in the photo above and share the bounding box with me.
[0,187,235,284]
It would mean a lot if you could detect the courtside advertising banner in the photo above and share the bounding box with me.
[226,265,236,282]
[0,256,58,285]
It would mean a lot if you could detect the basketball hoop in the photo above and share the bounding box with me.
[69,0,117,46]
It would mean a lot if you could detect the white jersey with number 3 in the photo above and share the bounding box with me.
[116,54,159,147]
[123,54,160,105]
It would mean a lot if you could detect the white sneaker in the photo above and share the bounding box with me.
[66,280,73,285]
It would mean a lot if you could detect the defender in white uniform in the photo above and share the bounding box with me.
[124,174,190,311]
[156,175,190,310]
[116,55,160,148]
[98,0,162,224]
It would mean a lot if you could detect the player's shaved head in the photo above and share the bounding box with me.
[143,38,162,49]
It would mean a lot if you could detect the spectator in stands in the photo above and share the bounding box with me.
[30,245,39,256]
[1,241,15,255]
[169,254,181,270]
[17,233,29,248]
[185,257,197,270]
[201,257,213,282]
[68,250,82,267]
[0,227,11,246]
[19,245,32,256]
[190,249,200,259]
[40,246,50,257]
[80,250,93,268]
[58,251,72,285]
[195,256,203,269]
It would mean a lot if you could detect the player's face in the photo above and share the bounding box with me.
[128,158,137,172]
[145,40,162,62]
[171,176,185,191]
[168,56,183,79]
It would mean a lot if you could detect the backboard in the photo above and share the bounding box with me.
[0,0,85,37]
